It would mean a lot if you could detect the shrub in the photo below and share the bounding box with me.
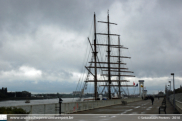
[0,107,29,114]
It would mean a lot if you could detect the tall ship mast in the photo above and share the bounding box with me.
[80,12,135,100]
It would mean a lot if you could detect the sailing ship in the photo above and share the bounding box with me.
[25,100,30,103]
[77,11,136,101]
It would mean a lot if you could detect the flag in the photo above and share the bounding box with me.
[136,83,138,87]
[133,82,135,86]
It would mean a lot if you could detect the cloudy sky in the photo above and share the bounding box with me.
[0,0,181,94]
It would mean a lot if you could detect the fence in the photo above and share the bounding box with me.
[10,103,59,114]
[62,97,141,114]
[169,93,182,114]
[4,97,142,114]
[175,100,182,114]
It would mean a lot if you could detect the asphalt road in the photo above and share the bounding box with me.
[73,98,179,114]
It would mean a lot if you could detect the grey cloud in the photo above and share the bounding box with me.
[0,0,116,35]
[0,0,181,93]
[119,0,182,78]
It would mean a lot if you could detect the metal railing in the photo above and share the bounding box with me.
[169,93,182,114]
[175,100,182,114]
[61,97,141,114]
[10,103,59,114]
[2,97,141,114]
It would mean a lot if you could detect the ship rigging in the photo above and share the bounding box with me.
[76,12,136,100]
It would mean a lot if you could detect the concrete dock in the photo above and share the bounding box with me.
[73,98,179,114]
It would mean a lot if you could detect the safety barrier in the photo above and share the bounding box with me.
[2,97,141,114]
[175,100,182,114]
[169,94,182,114]
[61,97,142,114]
[8,103,59,114]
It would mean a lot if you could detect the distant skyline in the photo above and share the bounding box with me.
[0,0,181,95]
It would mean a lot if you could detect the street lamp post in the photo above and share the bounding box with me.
[169,81,171,91]
[171,73,175,110]
[165,85,168,99]
[167,85,171,100]
[59,97,63,114]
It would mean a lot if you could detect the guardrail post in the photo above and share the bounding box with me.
[55,104,57,114]
[30,105,32,114]
[44,104,46,114]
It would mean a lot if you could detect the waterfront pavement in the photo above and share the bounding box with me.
[73,97,179,114]
[9,98,181,121]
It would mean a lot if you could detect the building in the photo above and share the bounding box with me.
[158,91,165,97]
[0,87,31,98]
[0,87,8,98]
[0,87,7,94]
[7,92,16,97]
[16,91,31,97]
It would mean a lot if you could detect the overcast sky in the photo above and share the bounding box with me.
[0,0,181,95]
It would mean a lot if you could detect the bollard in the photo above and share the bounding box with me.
[59,98,63,114]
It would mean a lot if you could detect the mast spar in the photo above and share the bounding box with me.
[93,13,98,100]
[107,11,111,99]
[118,36,121,98]
[85,12,135,100]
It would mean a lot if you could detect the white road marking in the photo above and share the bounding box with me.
[121,109,133,114]
[146,106,152,110]
[135,106,141,108]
